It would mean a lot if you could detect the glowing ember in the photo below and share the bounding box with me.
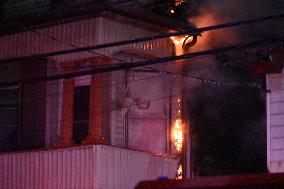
[173,118,183,152]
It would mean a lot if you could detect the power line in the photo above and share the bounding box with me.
[4,62,262,103]
[0,35,283,88]
[156,69,261,89]
[1,12,284,64]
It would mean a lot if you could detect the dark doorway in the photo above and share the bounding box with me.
[73,85,90,144]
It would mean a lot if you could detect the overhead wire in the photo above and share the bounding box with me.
[32,73,263,126]
[0,34,283,88]
[0,8,282,90]
[153,68,262,89]
[0,8,282,82]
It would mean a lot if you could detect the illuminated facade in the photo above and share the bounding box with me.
[0,1,196,188]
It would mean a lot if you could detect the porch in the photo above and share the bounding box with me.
[0,145,178,189]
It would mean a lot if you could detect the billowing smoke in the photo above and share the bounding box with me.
[183,0,284,176]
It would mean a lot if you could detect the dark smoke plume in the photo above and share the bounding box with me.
[185,0,284,176]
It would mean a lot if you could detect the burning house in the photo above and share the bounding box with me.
[1,0,284,188]
[0,1,198,189]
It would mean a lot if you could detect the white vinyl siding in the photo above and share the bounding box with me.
[0,145,178,189]
[267,71,284,172]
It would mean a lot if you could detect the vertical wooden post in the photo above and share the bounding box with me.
[83,57,109,145]
[83,74,106,144]
[57,66,74,147]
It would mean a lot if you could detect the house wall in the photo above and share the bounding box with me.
[267,71,284,172]
[0,14,174,152]
[0,15,171,63]
[45,60,60,147]
[95,16,173,149]
[0,17,100,63]
[96,16,172,57]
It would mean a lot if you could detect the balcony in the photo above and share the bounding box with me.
[0,145,178,189]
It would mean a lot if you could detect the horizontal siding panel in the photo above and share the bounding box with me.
[270,149,284,161]
[271,138,284,150]
[270,161,284,173]
[268,72,284,80]
[270,103,284,114]
[270,114,284,126]
[269,77,284,90]
[271,126,284,138]
[271,90,284,103]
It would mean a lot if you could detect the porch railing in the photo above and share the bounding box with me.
[0,145,178,189]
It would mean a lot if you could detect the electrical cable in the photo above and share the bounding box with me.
[0,34,282,88]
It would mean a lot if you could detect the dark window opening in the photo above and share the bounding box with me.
[0,88,19,151]
[73,85,90,144]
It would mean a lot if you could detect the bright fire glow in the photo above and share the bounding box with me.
[170,35,194,56]
[170,35,193,45]
[173,118,183,152]
[175,0,184,6]
[176,164,183,180]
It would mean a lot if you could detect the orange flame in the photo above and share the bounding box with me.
[176,164,183,180]
[172,118,183,152]
[170,35,193,45]
[170,35,194,56]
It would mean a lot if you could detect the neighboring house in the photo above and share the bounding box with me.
[254,49,284,173]
[0,1,196,189]
[267,71,284,173]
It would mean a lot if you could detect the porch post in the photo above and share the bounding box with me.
[57,65,74,147]
[83,57,109,144]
